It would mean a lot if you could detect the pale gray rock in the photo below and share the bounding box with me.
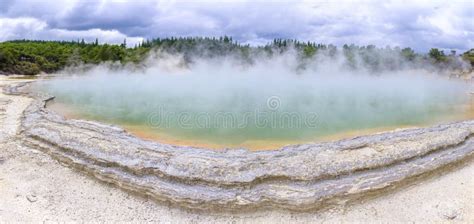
[5,83,474,211]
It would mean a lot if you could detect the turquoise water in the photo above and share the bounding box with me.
[34,72,471,147]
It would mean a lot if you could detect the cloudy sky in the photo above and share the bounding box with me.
[0,0,472,52]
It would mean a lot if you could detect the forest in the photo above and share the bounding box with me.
[0,36,473,75]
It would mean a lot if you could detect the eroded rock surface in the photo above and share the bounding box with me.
[5,82,474,211]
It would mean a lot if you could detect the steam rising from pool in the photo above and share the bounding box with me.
[34,53,471,148]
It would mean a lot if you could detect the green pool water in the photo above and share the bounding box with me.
[34,73,472,149]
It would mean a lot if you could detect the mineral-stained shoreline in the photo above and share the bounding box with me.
[4,81,474,212]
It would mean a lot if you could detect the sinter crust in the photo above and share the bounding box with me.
[6,82,474,211]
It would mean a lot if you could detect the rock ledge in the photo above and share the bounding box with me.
[6,83,474,211]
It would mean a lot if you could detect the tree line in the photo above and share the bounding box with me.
[0,37,472,75]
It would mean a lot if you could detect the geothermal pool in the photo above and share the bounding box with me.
[34,69,473,150]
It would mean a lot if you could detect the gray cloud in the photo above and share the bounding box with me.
[0,0,473,52]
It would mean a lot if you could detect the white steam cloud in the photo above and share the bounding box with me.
[34,49,472,146]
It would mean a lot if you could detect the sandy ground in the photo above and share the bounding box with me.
[1,76,473,223]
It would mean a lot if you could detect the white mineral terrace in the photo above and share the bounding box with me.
[1,77,473,222]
